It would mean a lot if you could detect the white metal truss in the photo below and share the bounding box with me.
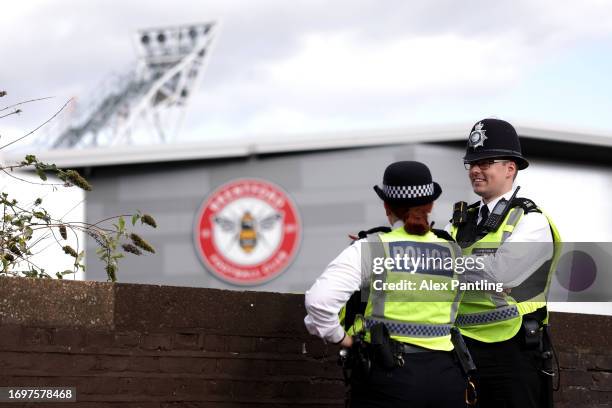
[48,22,218,149]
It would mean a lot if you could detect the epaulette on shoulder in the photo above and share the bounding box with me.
[431,228,455,242]
[357,226,392,239]
[450,200,480,225]
[511,197,541,214]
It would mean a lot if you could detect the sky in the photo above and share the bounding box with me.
[2,0,612,149]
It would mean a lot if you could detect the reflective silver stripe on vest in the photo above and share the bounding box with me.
[365,317,452,338]
[501,207,524,242]
[490,292,509,308]
[360,234,386,298]
[455,305,520,327]
[363,235,387,318]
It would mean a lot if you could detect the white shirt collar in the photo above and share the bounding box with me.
[480,186,517,214]
[391,219,404,230]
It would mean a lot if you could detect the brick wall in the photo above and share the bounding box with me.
[549,312,612,407]
[0,278,611,407]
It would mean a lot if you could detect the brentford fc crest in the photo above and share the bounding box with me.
[195,179,301,285]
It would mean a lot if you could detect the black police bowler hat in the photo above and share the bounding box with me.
[463,118,529,170]
[373,161,442,206]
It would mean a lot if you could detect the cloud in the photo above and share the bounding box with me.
[263,32,525,96]
[3,0,612,147]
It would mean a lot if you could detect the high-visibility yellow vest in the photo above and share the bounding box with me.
[358,227,463,351]
[450,203,562,343]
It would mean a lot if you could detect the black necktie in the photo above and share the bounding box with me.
[479,205,490,227]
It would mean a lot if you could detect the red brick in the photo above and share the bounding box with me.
[85,330,114,349]
[558,351,581,369]
[216,357,269,376]
[309,380,345,399]
[99,355,130,372]
[0,351,31,369]
[77,377,124,396]
[226,336,255,353]
[273,359,337,378]
[33,352,89,374]
[69,354,101,373]
[147,377,182,397]
[160,356,195,374]
[174,378,210,399]
[53,327,85,349]
[234,380,283,399]
[22,327,53,346]
[593,372,612,392]
[559,386,604,405]
[202,334,228,352]
[280,381,311,398]
[116,377,149,396]
[281,380,344,399]
[593,354,612,371]
[304,338,330,359]
[142,333,172,351]
[159,356,216,375]
[174,332,199,350]
[277,338,303,354]
[255,337,280,353]
[253,336,303,355]
[0,324,21,347]
[560,370,593,387]
[128,356,160,373]
[114,331,141,348]
[204,379,234,398]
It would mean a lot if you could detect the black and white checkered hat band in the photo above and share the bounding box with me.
[383,183,434,199]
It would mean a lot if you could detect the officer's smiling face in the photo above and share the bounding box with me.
[469,160,516,201]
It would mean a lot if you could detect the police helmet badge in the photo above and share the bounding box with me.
[468,122,487,149]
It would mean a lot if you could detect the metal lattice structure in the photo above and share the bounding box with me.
[48,22,217,149]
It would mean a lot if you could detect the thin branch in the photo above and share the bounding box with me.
[8,248,44,273]
[0,96,54,113]
[0,98,72,150]
[28,220,115,234]
[91,214,136,227]
[69,222,82,275]
[0,109,21,120]
[29,225,85,256]
[0,163,29,171]
[59,198,85,221]
[1,168,64,187]
[25,231,54,253]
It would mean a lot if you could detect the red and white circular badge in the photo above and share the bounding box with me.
[194,179,301,285]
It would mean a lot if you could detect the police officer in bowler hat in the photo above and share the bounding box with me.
[446,119,562,408]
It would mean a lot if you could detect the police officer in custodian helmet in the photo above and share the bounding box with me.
[446,119,562,408]
[305,161,468,407]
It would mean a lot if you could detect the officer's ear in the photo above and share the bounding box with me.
[507,161,517,180]
[383,201,400,225]
[383,201,392,217]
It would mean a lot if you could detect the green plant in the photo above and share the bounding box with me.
[0,91,156,281]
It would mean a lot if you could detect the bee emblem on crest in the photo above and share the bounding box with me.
[214,211,282,254]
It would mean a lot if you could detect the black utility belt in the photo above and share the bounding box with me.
[393,340,440,354]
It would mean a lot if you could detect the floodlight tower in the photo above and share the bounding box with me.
[50,22,217,149]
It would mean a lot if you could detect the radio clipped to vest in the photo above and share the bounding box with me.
[452,201,469,225]
[480,186,520,232]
